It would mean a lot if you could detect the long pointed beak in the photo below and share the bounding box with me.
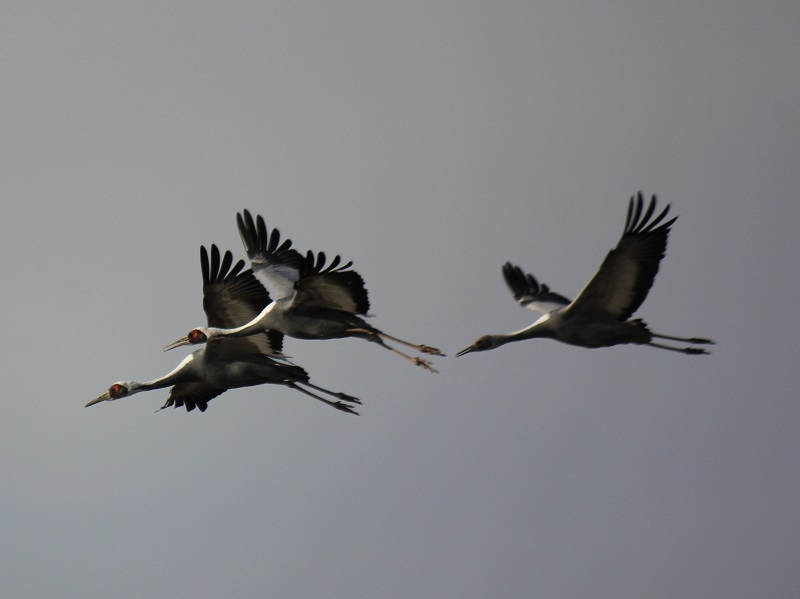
[455,344,477,357]
[163,336,191,352]
[85,390,112,408]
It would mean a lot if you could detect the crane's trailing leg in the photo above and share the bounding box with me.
[300,381,361,404]
[347,328,440,372]
[380,344,438,373]
[376,333,446,356]
[651,333,715,345]
[645,331,714,354]
[287,383,360,415]
[645,342,710,355]
[410,356,438,372]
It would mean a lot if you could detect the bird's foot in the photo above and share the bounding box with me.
[684,347,710,355]
[413,357,439,373]
[334,402,359,415]
[419,345,446,357]
[689,337,715,345]
[335,392,362,405]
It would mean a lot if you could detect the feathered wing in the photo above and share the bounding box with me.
[160,382,227,413]
[502,262,571,314]
[566,192,677,320]
[288,250,370,315]
[200,245,285,359]
[237,210,304,301]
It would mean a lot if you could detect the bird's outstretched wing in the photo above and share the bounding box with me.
[288,250,370,315]
[159,382,227,412]
[201,244,285,358]
[502,262,571,314]
[566,192,677,320]
[237,210,304,301]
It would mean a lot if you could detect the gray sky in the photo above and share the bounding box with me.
[2,1,799,597]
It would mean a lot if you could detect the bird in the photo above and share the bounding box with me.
[456,192,715,357]
[163,210,445,372]
[87,245,360,414]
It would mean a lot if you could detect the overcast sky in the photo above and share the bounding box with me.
[2,1,799,597]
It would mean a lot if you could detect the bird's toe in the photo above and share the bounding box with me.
[420,345,446,356]
[413,358,439,373]
[336,402,359,415]
[336,393,362,404]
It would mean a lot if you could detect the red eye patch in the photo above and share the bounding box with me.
[189,330,207,343]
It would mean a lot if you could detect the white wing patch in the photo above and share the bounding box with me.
[252,262,300,301]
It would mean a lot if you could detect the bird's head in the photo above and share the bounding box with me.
[455,335,502,357]
[85,381,140,407]
[163,328,209,352]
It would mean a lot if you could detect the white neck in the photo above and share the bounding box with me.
[209,302,277,339]
[137,353,197,392]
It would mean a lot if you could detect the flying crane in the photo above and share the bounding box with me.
[456,192,715,357]
[87,245,360,414]
[164,210,444,372]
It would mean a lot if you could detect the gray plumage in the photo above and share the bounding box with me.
[165,210,445,372]
[457,192,715,357]
[88,245,360,414]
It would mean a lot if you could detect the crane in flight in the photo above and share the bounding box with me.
[456,192,715,357]
[87,245,360,414]
[164,210,444,372]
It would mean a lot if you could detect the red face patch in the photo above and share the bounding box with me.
[189,329,207,343]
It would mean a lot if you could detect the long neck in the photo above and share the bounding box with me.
[138,353,197,392]
[505,315,556,343]
[489,328,548,349]
[210,302,276,339]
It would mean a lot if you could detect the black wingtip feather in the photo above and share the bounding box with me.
[219,248,233,278]
[237,211,254,254]
[612,192,680,319]
[631,193,643,230]
[209,245,221,282]
[201,245,243,285]
[200,246,210,286]
[256,215,272,252]
[228,259,245,279]
[266,330,285,355]
[624,193,677,236]
[300,249,358,277]
[501,261,571,307]
[639,194,656,227]
[296,250,370,314]
[237,211,303,270]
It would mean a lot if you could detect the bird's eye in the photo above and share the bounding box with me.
[189,329,207,343]
[109,383,127,398]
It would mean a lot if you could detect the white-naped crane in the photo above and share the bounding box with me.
[164,210,445,372]
[456,192,715,357]
[87,245,360,414]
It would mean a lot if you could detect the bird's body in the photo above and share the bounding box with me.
[165,210,444,371]
[457,193,714,357]
[208,301,377,342]
[89,349,313,412]
[504,311,653,349]
[88,245,360,414]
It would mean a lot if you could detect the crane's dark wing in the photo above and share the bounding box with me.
[566,192,677,320]
[288,250,370,315]
[237,210,304,301]
[502,262,571,314]
[159,382,227,412]
[201,245,285,358]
